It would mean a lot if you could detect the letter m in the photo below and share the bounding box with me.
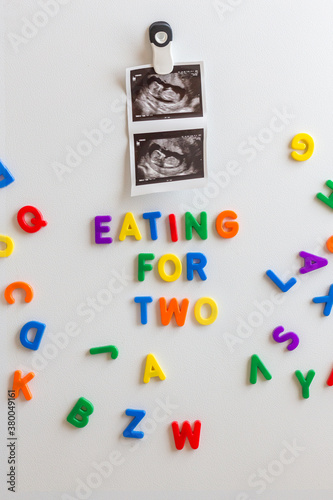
[171,420,201,450]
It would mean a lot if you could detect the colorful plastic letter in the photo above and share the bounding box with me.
[134,296,153,325]
[159,298,189,326]
[312,284,333,316]
[215,210,239,238]
[169,214,178,242]
[0,235,14,257]
[123,409,146,439]
[186,252,207,281]
[326,236,333,253]
[250,354,272,384]
[295,370,315,399]
[95,216,112,244]
[143,211,161,240]
[291,133,314,161]
[158,254,182,282]
[4,282,34,304]
[67,397,94,428]
[327,367,333,386]
[194,297,218,325]
[119,212,142,241]
[317,180,333,210]
[20,321,46,351]
[89,345,118,359]
[299,251,328,274]
[17,206,47,233]
[12,370,35,400]
[272,326,299,351]
[266,270,297,292]
[185,212,208,240]
[0,161,14,188]
[171,421,201,450]
[138,253,155,281]
[143,353,166,383]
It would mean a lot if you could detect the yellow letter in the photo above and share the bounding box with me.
[0,235,14,257]
[291,133,314,161]
[119,212,142,241]
[194,297,218,325]
[158,253,182,282]
[143,353,166,383]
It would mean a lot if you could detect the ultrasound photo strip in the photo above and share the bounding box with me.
[134,129,204,186]
[129,64,204,122]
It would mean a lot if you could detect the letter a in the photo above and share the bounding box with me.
[299,251,328,274]
[143,353,166,383]
[249,354,272,384]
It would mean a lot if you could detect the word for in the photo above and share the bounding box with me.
[94,210,239,243]
[134,296,219,326]
[290,133,314,161]
[138,253,207,282]
[249,354,321,399]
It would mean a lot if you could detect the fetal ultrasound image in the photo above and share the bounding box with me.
[134,129,204,186]
[130,65,203,121]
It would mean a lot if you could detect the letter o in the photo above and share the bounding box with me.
[86,472,102,489]
[158,254,182,282]
[268,460,284,477]
[0,235,15,257]
[77,140,93,157]
[96,289,113,306]
[33,11,48,27]
[43,344,58,360]
[248,311,263,328]
[194,297,218,325]
[216,211,239,238]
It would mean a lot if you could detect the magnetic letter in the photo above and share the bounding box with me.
[317,180,333,210]
[171,421,201,450]
[123,409,146,439]
[185,212,208,240]
[266,270,297,292]
[295,370,315,399]
[291,133,314,161]
[186,252,207,281]
[142,211,161,240]
[4,282,33,304]
[17,206,47,233]
[169,214,178,242]
[143,353,166,383]
[194,297,218,325]
[12,370,35,400]
[159,298,189,326]
[20,321,46,351]
[250,354,272,384]
[119,212,142,241]
[138,253,155,281]
[215,210,239,238]
[67,397,94,428]
[299,251,328,274]
[0,160,14,188]
[0,235,14,257]
[158,254,182,282]
[95,216,112,244]
[134,296,153,325]
[272,326,299,351]
[312,284,333,316]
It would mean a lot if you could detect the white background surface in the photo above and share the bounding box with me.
[2,1,333,499]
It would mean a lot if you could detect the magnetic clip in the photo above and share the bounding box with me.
[149,21,173,75]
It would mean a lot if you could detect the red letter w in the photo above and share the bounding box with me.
[171,420,201,450]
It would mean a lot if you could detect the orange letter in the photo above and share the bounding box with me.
[159,298,189,326]
[216,210,239,238]
[4,281,34,304]
[12,370,35,400]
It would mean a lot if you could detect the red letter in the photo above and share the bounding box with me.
[159,298,189,326]
[171,420,201,450]
[17,206,47,233]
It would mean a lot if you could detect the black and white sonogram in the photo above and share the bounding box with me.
[130,65,203,121]
[134,130,204,186]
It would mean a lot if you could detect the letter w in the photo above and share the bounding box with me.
[171,420,201,450]
[159,298,189,326]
